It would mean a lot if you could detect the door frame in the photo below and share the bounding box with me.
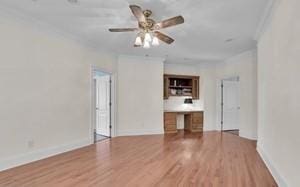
[90,66,116,143]
[218,76,240,132]
[95,74,111,137]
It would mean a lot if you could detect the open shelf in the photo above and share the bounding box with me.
[169,93,192,97]
[169,85,193,89]
[164,74,199,99]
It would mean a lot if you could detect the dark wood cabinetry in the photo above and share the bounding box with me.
[190,112,203,132]
[164,111,204,133]
[164,74,199,99]
[192,77,199,99]
[164,113,178,133]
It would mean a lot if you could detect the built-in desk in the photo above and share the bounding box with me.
[164,110,204,133]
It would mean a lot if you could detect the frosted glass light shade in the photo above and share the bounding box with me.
[135,36,142,46]
[143,41,150,49]
[144,32,152,42]
[152,36,159,46]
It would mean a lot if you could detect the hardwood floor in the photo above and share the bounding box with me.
[224,130,239,136]
[95,134,110,142]
[0,131,277,187]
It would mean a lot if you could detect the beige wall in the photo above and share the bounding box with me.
[216,50,258,140]
[257,0,300,186]
[117,56,164,135]
[0,15,117,170]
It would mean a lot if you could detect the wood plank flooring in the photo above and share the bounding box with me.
[0,131,277,187]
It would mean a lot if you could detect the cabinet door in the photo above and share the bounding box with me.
[164,75,169,99]
[164,113,177,133]
[192,112,203,130]
[164,113,177,125]
[192,77,199,99]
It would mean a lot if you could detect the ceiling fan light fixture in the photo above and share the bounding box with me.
[135,36,142,46]
[109,5,184,48]
[152,36,159,46]
[144,32,152,42]
[143,41,150,49]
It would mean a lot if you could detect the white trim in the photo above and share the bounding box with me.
[257,144,288,187]
[203,127,217,131]
[90,66,117,141]
[117,129,164,136]
[239,131,257,140]
[0,138,91,172]
[216,75,240,130]
[254,0,280,41]
[223,49,257,64]
[118,54,166,62]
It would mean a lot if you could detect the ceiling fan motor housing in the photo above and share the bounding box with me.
[139,10,155,30]
[139,19,155,30]
[143,10,152,17]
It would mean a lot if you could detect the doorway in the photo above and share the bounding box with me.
[221,76,240,135]
[93,70,112,142]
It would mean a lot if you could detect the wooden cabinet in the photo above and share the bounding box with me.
[164,113,177,133]
[183,112,203,132]
[192,78,199,99]
[164,74,199,100]
[164,111,204,133]
[191,112,203,132]
[163,76,169,100]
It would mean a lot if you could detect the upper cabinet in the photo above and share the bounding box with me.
[164,74,200,100]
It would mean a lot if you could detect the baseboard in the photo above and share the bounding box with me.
[239,131,257,140]
[0,138,92,172]
[117,129,164,136]
[257,144,288,187]
[203,126,217,131]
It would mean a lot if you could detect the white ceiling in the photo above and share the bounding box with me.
[0,0,269,63]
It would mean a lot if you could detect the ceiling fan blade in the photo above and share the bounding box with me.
[154,16,184,29]
[109,28,138,32]
[129,5,146,23]
[154,31,174,44]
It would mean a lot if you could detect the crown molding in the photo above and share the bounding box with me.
[254,0,281,41]
[118,54,166,62]
[0,5,108,53]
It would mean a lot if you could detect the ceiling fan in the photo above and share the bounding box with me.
[109,5,184,48]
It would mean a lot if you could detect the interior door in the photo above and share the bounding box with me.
[96,75,111,137]
[222,80,240,130]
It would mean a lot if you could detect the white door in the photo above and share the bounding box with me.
[96,75,111,137]
[222,80,240,130]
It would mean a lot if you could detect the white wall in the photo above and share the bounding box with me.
[216,50,257,140]
[0,14,117,171]
[257,0,300,186]
[117,56,164,136]
[164,63,217,131]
